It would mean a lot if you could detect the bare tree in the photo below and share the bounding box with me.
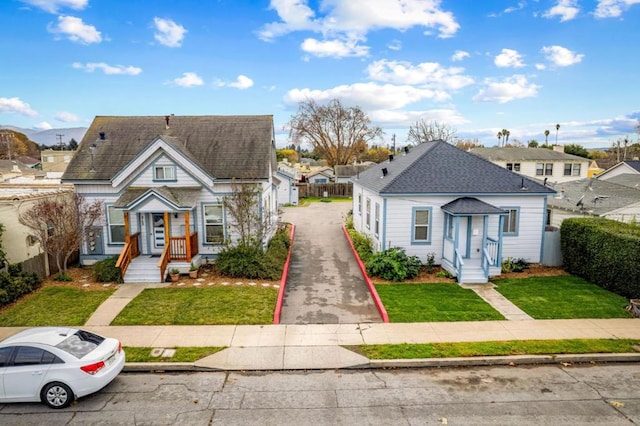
[223,180,275,248]
[288,98,382,167]
[19,193,102,277]
[407,120,458,144]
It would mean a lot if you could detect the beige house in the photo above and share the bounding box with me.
[40,149,76,178]
[0,184,74,276]
[471,146,590,184]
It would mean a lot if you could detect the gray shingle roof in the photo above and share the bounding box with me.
[114,186,202,209]
[352,141,555,195]
[442,197,507,215]
[626,160,640,172]
[603,174,640,189]
[471,147,589,162]
[62,115,276,181]
[547,178,640,215]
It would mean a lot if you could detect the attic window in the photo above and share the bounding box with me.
[153,165,176,181]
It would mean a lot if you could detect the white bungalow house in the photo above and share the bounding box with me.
[351,141,555,283]
[62,115,279,283]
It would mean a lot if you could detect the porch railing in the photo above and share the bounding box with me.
[454,248,464,281]
[115,232,140,278]
[482,237,500,278]
[158,245,170,282]
[168,232,199,262]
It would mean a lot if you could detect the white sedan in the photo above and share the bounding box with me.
[0,327,125,409]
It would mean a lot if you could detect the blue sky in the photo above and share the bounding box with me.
[1,0,639,148]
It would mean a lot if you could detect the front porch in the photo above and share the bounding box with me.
[115,211,200,283]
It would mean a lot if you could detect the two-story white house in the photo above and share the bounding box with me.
[471,146,590,184]
[62,115,279,283]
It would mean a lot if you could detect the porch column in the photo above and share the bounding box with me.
[164,212,170,257]
[497,215,505,266]
[185,212,191,262]
[124,212,130,245]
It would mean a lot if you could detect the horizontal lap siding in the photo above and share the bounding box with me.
[128,154,200,188]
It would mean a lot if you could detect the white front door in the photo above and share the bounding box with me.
[152,213,165,250]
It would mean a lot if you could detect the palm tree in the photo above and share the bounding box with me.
[555,124,560,145]
[497,131,503,146]
[544,129,550,144]
[503,129,510,146]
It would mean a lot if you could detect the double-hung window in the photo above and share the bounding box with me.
[204,204,224,244]
[506,163,521,172]
[374,203,380,236]
[357,194,362,215]
[564,163,581,176]
[502,208,519,235]
[536,163,553,176]
[107,206,125,244]
[365,198,371,228]
[154,165,175,181]
[412,208,431,243]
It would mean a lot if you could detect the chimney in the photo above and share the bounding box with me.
[553,145,565,153]
[165,115,171,129]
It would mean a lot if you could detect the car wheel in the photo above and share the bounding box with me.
[41,382,74,409]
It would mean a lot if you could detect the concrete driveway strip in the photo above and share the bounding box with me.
[279,202,382,324]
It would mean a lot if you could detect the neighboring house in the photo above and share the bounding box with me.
[62,115,279,283]
[471,146,590,183]
[588,160,604,178]
[0,183,74,276]
[41,149,76,178]
[334,163,375,183]
[352,141,555,283]
[0,160,38,182]
[600,173,640,190]
[275,169,299,206]
[305,166,334,183]
[595,160,640,181]
[546,178,640,227]
[277,162,302,181]
[17,156,41,169]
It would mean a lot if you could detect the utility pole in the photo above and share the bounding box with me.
[56,133,65,150]
[392,134,396,154]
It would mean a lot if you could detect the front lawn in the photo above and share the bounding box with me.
[111,286,278,325]
[124,346,225,362]
[0,286,115,327]
[494,275,632,319]
[375,283,505,322]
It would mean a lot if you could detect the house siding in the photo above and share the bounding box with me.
[123,153,202,188]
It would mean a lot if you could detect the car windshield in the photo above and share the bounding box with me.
[55,330,105,359]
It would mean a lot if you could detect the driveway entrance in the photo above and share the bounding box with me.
[279,202,382,324]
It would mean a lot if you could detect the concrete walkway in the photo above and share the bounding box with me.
[461,283,534,320]
[84,283,168,326]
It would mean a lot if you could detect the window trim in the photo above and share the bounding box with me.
[365,198,371,229]
[153,164,177,182]
[501,207,520,236]
[374,203,380,237]
[106,205,125,245]
[536,163,554,176]
[203,202,225,245]
[564,163,581,176]
[411,207,433,245]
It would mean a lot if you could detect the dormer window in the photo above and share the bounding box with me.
[154,165,176,181]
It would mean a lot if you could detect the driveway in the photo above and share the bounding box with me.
[279,202,382,324]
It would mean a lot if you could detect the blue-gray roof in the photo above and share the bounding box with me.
[352,141,555,195]
[442,197,507,215]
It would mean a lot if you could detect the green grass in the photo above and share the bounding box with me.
[349,339,640,359]
[299,197,352,204]
[0,287,115,326]
[494,276,632,319]
[111,286,278,325]
[124,346,225,362]
[375,283,505,322]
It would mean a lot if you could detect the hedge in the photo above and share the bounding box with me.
[0,263,43,308]
[561,218,640,299]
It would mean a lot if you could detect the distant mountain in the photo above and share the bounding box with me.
[0,125,88,146]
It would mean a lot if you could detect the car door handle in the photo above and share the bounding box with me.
[32,371,43,376]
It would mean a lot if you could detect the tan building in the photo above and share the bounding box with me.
[0,184,74,276]
[40,149,76,177]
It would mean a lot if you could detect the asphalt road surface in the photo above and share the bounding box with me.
[279,202,381,324]
[1,364,638,424]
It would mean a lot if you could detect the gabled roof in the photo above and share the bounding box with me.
[352,141,555,195]
[603,174,640,189]
[442,197,506,215]
[114,186,202,210]
[62,115,276,182]
[471,147,589,162]
[306,166,334,178]
[597,160,640,179]
[547,178,640,215]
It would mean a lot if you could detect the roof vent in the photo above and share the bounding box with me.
[165,115,171,129]
[98,132,106,140]
[520,178,527,190]
[381,167,388,178]
[389,154,394,162]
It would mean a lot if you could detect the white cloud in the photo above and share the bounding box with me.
[217,75,254,90]
[153,17,187,47]
[48,15,102,44]
[72,62,142,75]
[535,63,547,70]
[366,59,474,90]
[473,75,540,103]
[259,0,459,41]
[0,97,38,117]
[387,39,402,51]
[504,1,527,13]
[20,0,87,13]
[54,111,80,122]
[594,0,640,18]
[34,121,53,130]
[541,45,584,66]
[369,108,469,126]
[301,37,369,58]
[170,72,204,87]
[543,0,580,21]
[451,50,470,62]
[284,82,450,111]
[494,48,525,68]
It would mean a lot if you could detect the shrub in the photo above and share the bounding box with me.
[0,263,42,308]
[54,274,73,282]
[93,256,123,283]
[425,252,436,273]
[501,257,529,273]
[347,228,373,262]
[436,270,453,279]
[366,247,421,281]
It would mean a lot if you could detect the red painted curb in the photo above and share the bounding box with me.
[273,224,295,324]
[342,226,389,323]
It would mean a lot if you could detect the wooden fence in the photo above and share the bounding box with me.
[296,183,352,198]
